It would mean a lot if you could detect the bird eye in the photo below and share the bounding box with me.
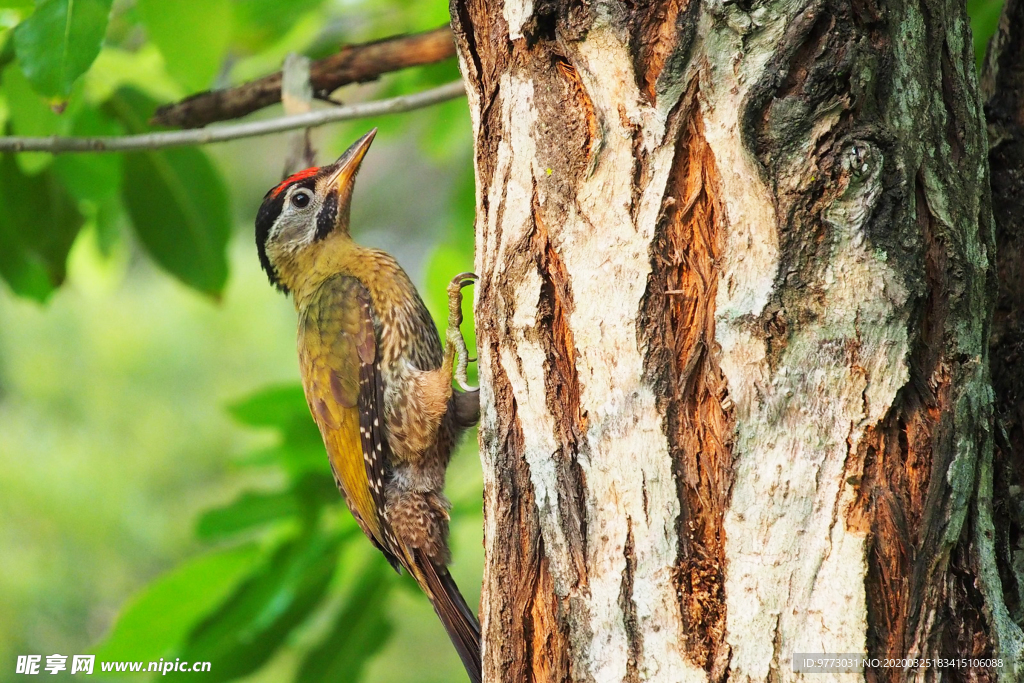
[291,190,312,208]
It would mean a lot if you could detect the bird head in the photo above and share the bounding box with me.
[255,128,376,293]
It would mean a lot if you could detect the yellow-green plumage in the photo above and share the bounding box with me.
[298,274,385,548]
[255,130,481,682]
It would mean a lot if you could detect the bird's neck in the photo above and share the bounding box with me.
[285,235,412,310]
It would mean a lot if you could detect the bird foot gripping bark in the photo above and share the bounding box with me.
[446,272,477,392]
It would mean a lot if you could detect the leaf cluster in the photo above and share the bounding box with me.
[94,384,427,682]
[0,0,464,302]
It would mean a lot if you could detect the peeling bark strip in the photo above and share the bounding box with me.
[452,0,998,681]
[640,94,733,675]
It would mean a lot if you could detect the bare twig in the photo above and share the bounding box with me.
[0,81,465,154]
[152,26,456,129]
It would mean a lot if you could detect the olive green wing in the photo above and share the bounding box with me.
[298,275,397,566]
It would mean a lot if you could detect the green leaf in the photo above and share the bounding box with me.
[137,0,232,92]
[110,88,230,296]
[232,0,324,53]
[52,105,123,202]
[197,490,300,541]
[292,472,350,514]
[227,384,309,428]
[227,384,334,478]
[121,147,230,296]
[361,0,448,33]
[83,45,182,105]
[419,96,473,161]
[239,441,326,475]
[173,532,342,681]
[968,0,1004,69]
[91,193,124,256]
[0,152,84,300]
[122,148,229,295]
[93,544,262,662]
[0,232,52,301]
[12,0,112,98]
[1,61,62,173]
[297,562,393,682]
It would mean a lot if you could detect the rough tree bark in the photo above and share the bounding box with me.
[449,0,1011,681]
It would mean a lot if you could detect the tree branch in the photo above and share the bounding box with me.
[0,81,465,153]
[151,26,456,129]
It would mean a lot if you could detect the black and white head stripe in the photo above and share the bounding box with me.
[254,173,319,291]
[314,192,338,242]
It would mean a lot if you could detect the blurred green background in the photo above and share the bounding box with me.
[0,0,477,680]
[0,0,1006,680]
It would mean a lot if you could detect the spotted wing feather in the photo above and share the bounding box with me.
[355,296,402,559]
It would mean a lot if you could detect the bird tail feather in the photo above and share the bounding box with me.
[412,549,482,683]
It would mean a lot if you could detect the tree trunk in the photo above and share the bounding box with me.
[449,1,1008,681]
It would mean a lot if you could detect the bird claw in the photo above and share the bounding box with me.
[446,272,477,392]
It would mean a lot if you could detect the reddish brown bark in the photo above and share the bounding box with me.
[639,97,733,675]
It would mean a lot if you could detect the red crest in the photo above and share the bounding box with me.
[270,166,319,198]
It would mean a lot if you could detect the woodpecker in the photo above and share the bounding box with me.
[254,129,481,682]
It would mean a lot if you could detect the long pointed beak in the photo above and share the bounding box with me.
[326,128,376,192]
